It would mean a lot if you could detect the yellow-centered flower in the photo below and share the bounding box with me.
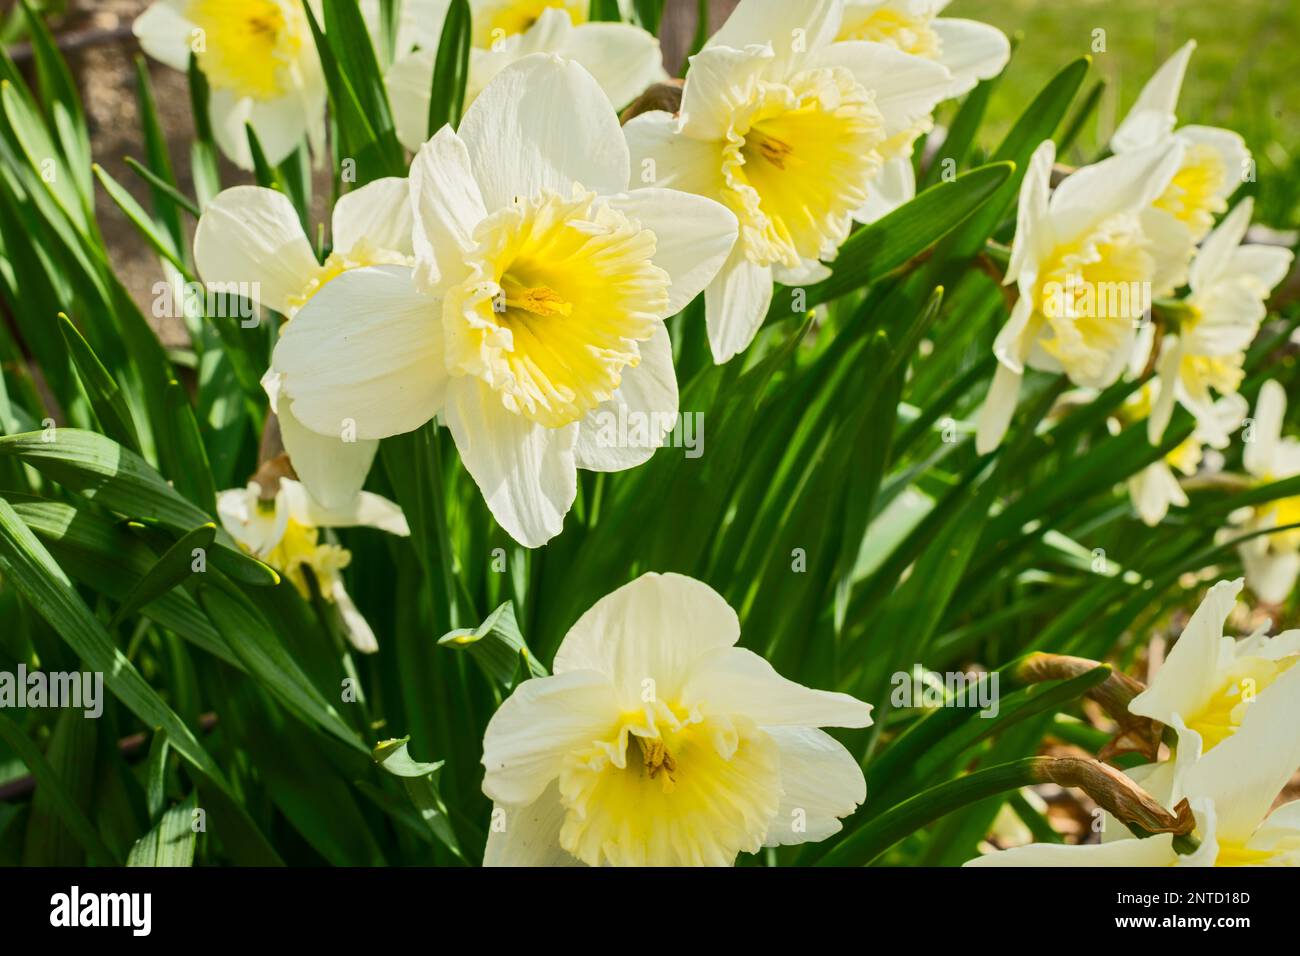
[1235,381,1300,604]
[480,573,873,866]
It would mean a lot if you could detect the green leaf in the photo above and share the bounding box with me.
[108,523,216,629]
[0,429,278,586]
[428,0,471,136]
[126,792,198,867]
[373,736,465,859]
[439,601,547,687]
[57,312,142,453]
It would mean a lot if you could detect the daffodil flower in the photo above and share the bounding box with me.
[833,0,1008,223]
[1234,381,1300,604]
[217,477,409,652]
[479,572,872,866]
[975,138,1183,454]
[194,179,415,509]
[270,56,738,548]
[967,652,1300,866]
[624,0,952,362]
[381,1,666,152]
[1110,40,1252,292]
[1116,384,1245,526]
[134,0,326,170]
[1146,198,1293,443]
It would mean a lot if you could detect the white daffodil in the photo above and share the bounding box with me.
[1110,40,1252,292]
[833,1,1008,223]
[479,572,872,866]
[967,656,1300,866]
[194,179,415,509]
[1234,381,1300,604]
[271,56,737,548]
[624,0,952,362]
[1118,384,1245,526]
[975,138,1183,454]
[382,1,666,152]
[217,477,409,652]
[134,0,326,170]
[1147,198,1293,443]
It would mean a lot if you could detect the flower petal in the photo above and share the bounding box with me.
[386,48,437,152]
[707,0,842,77]
[853,154,915,224]
[623,110,727,197]
[559,21,668,110]
[278,478,409,537]
[458,53,630,210]
[410,125,489,291]
[273,382,381,509]
[605,188,738,315]
[552,572,741,700]
[272,265,447,440]
[966,834,1177,866]
[932,17,1010,97]
[805,40,951,141]
[681,647,873,728]
[332,176,415,257]
[1244,379,1286,478]
[1050,140,1185,241]
[1110,40,1195,153]
[704,245,775,363]
[193,186,318,316]
[1189,197,1253,294]
[574,324,678,472]
[442,378,579,548]
[132,0,196,72]
[974,360,1023,455]
[762,726,866,846]
[679,44,774,142]
[481,670,620,805]
[484,783,581,866]
[1006,140,1055,287]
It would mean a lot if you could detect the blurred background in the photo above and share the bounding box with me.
[2,0,1297,342]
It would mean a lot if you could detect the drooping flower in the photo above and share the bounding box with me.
[217,477,409,652]
[1116,383,1245,526]
[1110,40,1252,292]
[194,179,415,508]
[967,654,1300,866]
[1234,381,1300,604]
[271,56,738,548]
[479,572,872,866]
[1146,198,1293,443]
[975,138,1183,454]
[381,1,666,152]
[624,0,951,362]
[134,0,326,170]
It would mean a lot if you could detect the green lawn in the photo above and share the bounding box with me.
[948,0,1300,228]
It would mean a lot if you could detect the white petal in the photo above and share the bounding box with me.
[386,48,436,152]
[805,41,951,140]
[681,647,873,728]
[1051,140,1185,241]
[216,484,286,556]
[1242,544,1300,607]
[1110,40,1195,153]
[974,361,1023,455]
[132,0,196,72]
[1229,245,1294,299]
[932,17,1010,98]
[707,0,842,76]
[1189,197,1253,294]
[560,22,668,110]
[679,44,775,142]
[1177,125,1250,201]
[410,125,489,291]
[272,379,381,509]
[605,188,739,315]
[552,572,741,699]
[853,154,915,224]
[332,177,414,258]
[331,578,378,654]
[1130,578,1242,725]
[1180,663,1300,844]
[209,87,316,170]
[623,111,727,197]
[574,324,678,472]
[458,54,630,210]
[279,478,409,536]
[1147,337,1182,444]
[1244,380,1286,478]
[1128,462,1185,526]
[484,784,581,866]
[762,726,866,846]
[442,378,579,548]
[704,247,775,363]
[272,265,447,440]
[480,670,621,805]
[1006,140,1054,286]
[966,834,1177,866]
[193,186,317,316]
